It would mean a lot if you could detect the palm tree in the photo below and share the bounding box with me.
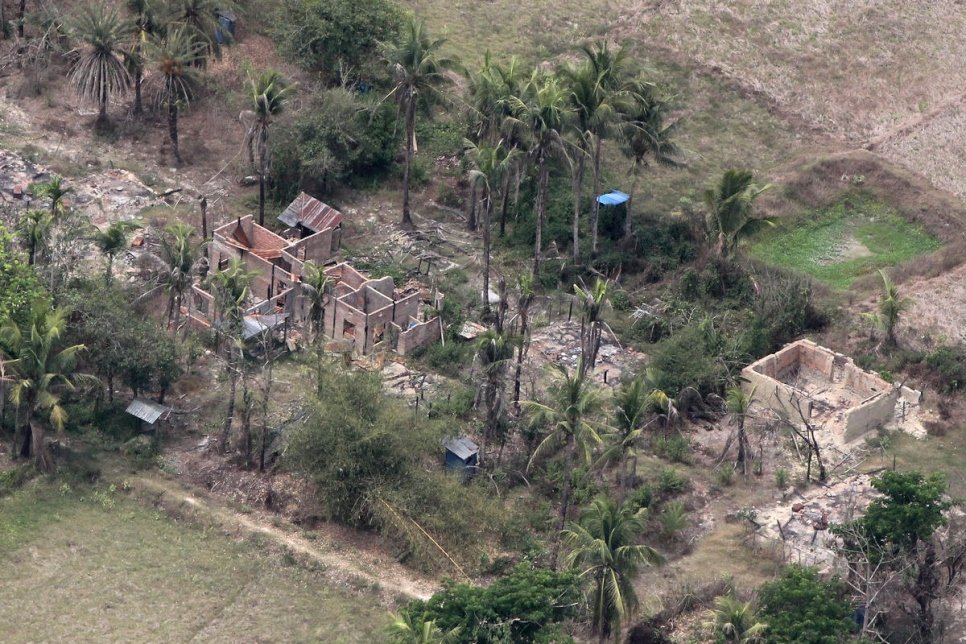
[464,139,516,315]
[475,328,516,466]
[512,273,534,407]
[164,0,223,60]
[299,260,330,397]
[524,358,607,567]
[574,278,608,376]
[876,268,909,345]
[210,258,256,453]
[92,220,141,286]
[125,0,160,117]
[144,223,206,330]
[620,83,684,238]
[703,169,773,258]
[508,71,571,278]
[146,26,205,165]
[17,209,53,266]
[31,175,73,218]
[384,17,455,229]
[702,595,767,643]
[563,496,663,642]
[0,302,96,472]
[68,3,131,132]
[724,386,755,476]
[386,611,461,644]
[245,69,295,226]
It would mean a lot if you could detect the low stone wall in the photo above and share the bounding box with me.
[395,318,443,356]
[843,389,900,442]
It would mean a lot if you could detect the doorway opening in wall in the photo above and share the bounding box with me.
[373,324,386,346]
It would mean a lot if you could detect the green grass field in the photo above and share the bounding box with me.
[749,193,941,289]
[0,480,387,643]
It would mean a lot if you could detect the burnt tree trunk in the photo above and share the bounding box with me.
[590,137,603,255]
[571,149,585,262]
[532,154,548,279]
[168,102,182,165]
[400,94,415,229]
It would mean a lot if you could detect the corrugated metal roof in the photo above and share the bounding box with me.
[125,398,171,424]
[242,313,289,340]
[445,437,479,461]
[278,192,344,232]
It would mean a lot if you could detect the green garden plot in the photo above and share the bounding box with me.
[750,194,941,289]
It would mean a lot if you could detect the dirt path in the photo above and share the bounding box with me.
[120,471,438,603]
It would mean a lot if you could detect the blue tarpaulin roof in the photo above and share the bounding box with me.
[597,190,630,206]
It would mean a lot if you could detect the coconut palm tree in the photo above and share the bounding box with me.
[68,3,131,131]
[92,220,141,286]
[17,209,53,266]
[210,258,256,453]
[512,273,534,408]
[703,169,773,258]
[384,17,455,229]
[574,278,608,375]
[300,260,330,397]
[876,268,909,345]
[142,223,206,330]
[702,595,767,643]
[164,0,223,60]
[0,302,97,472]
[386,611,461,644]
[723,386,756,476]
[508,71,571,278]
[31,175,73,218]
[563,496,663,642]
[245,69,295,226]
[464,139,517,315]
[524,358,608,567]
[475,328,516,467]
[125,0,160,117]
[620,83,684,238]
[146,26,205,165]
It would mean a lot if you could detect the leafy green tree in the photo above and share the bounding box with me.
[702,595,767,644]
[524,359,607,566]
[274,0,399,80]
[873,269,909,346]
[855,471,951,553]
[68,2,131,131]
[91,220,140,286]
[508,71,571,277]
[403,564,580,643]
[0,225,43,328]
[563,496,662,642]
[756,565,853,644]
[17,209,52,266]
[620,82,683,238]
[244,69,295,226]
[384,17,455,229]
[146,26,205,165]
[0,302,96,471]
[703,169,773,258]
[31,175,73,218]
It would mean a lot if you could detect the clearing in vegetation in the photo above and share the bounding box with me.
[0,481,387,643]
[749,193,941,289]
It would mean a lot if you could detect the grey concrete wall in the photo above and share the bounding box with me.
[843,389,899,442]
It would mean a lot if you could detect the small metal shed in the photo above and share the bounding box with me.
[215,8,236,44]
[125,398,172,433]
[444,437,479,474]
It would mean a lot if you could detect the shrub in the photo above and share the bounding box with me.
[774,467,789,489]
[422,342,472,379]
[428,384,476,419]
[627,485,654,511]
[650,323,729,397]
[657,468,689,496]
[659,501,688,540]
[654,433,692,464]
[757,565,853,644]
[924,345,966,392]
[715,466,735,487]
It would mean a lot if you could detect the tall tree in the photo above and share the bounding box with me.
[563,496,662,642]
[147,26,205,165]
[384,17,454,229]
[0,302,96,472]
[143,223,206,330]
[210,258,256,454]
[508,71,571,278]
[512,273,534,407]
[125,0,160,117]
[475,328,515,467]
[524,359,607,567]
[245,69,295,226]
[68,3,131,132]
[17,209,53,266]
[724,386,754,476]
[703,169,773,258]
[874,269,909,346]
[464,139,516,316]
[91,220,141,286]
[574,278,608,376]
[620,83,683,238]
[299,260,330,398]
[164,0,223,60]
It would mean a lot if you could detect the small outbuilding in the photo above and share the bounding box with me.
[444,437,479,475]
[125,397,172,434]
